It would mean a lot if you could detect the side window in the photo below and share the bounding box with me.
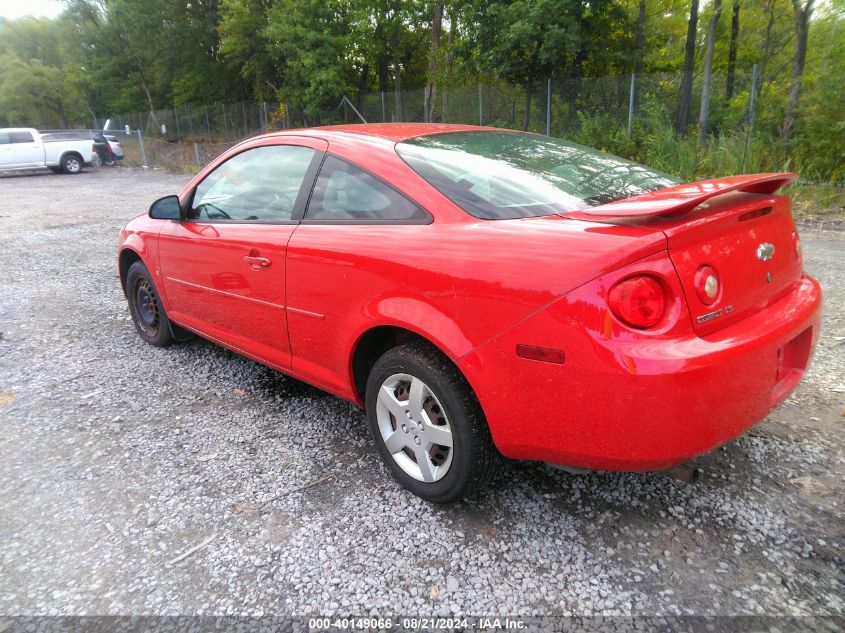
[188,144,316,222]
[0,133,9,145]
[305,156,429,223]
[8,131,34,144]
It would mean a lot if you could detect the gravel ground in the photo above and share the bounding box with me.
[0,167,843,618]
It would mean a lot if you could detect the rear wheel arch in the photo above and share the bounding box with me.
[351,325,479,407]
[352,326,430,404]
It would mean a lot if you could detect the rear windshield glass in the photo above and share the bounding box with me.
[396,131,678,220]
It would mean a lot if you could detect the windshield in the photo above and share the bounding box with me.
[396,131,678,220]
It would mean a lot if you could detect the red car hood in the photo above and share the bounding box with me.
[570,172,799,219]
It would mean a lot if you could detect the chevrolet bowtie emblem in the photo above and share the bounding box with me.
[756,243,775,262]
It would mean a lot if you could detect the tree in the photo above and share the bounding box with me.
[676,0,699,134]
[725,0,740,99]
[263,0,354,119]
[698,0,723,142]
[0,17,87,127]
[0,54,77,126]
[425,3,444,121]
[219,0,282,102]
[782,0,815,139]
[469,0,588,130]
[348,1,430,118]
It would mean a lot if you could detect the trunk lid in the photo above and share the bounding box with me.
[564,173,804,335]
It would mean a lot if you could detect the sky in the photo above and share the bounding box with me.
[0,0,63,20]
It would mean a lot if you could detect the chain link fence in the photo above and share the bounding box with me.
[83,67,830,177]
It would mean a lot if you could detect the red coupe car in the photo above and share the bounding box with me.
[118,124,821,502]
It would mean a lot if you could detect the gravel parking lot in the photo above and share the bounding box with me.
[1,167,843,618]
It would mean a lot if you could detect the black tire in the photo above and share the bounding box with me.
[60,153,83,174]
[125,261,175,347]
[365,342,498,503]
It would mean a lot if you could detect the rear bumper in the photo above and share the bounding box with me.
[459,274,822,471]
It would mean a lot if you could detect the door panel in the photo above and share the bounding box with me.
[0,132,14,167]
[156,141,326,370]
[10,132,43,167]
[158,222,296,368]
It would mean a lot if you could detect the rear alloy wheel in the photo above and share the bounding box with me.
[376,373,455,483]
[125,261,175,347]
[365,342,497,502]
[61,154,82,174]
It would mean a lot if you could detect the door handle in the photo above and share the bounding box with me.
[244,255,272,268]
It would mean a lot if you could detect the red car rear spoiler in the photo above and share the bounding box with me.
[576,172,799,218]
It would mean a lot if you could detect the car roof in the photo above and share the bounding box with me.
[264,123,492,143]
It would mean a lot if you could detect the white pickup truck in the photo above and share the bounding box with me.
[0,128,96,174]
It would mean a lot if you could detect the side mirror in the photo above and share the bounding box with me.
[149,195,182,220]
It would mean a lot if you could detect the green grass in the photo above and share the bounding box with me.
[643,133,844,221]
[573,118,845,222]
[789,182,845,222]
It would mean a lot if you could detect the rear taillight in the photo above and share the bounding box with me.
[608,275,666,329]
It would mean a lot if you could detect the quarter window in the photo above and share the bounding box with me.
[189,144,316,222]
[305,156,428,223]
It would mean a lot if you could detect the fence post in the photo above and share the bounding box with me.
[546,79,552,136]
[381,91,386,122]
[174,108,181,140]
[185,104,194,138]
[204,105,211,139]
[242,103,247,134]
[136,129,148,168]
[743,64,759,171]
[222,103,228,136]
[263,102,268,130]
[478,84,483,126]
[627,72,636,138]
[424,89,429,124]
[194,142,201,167]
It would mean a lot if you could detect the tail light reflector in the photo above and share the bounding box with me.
[608,275,666,329]
[516,344,565,364]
